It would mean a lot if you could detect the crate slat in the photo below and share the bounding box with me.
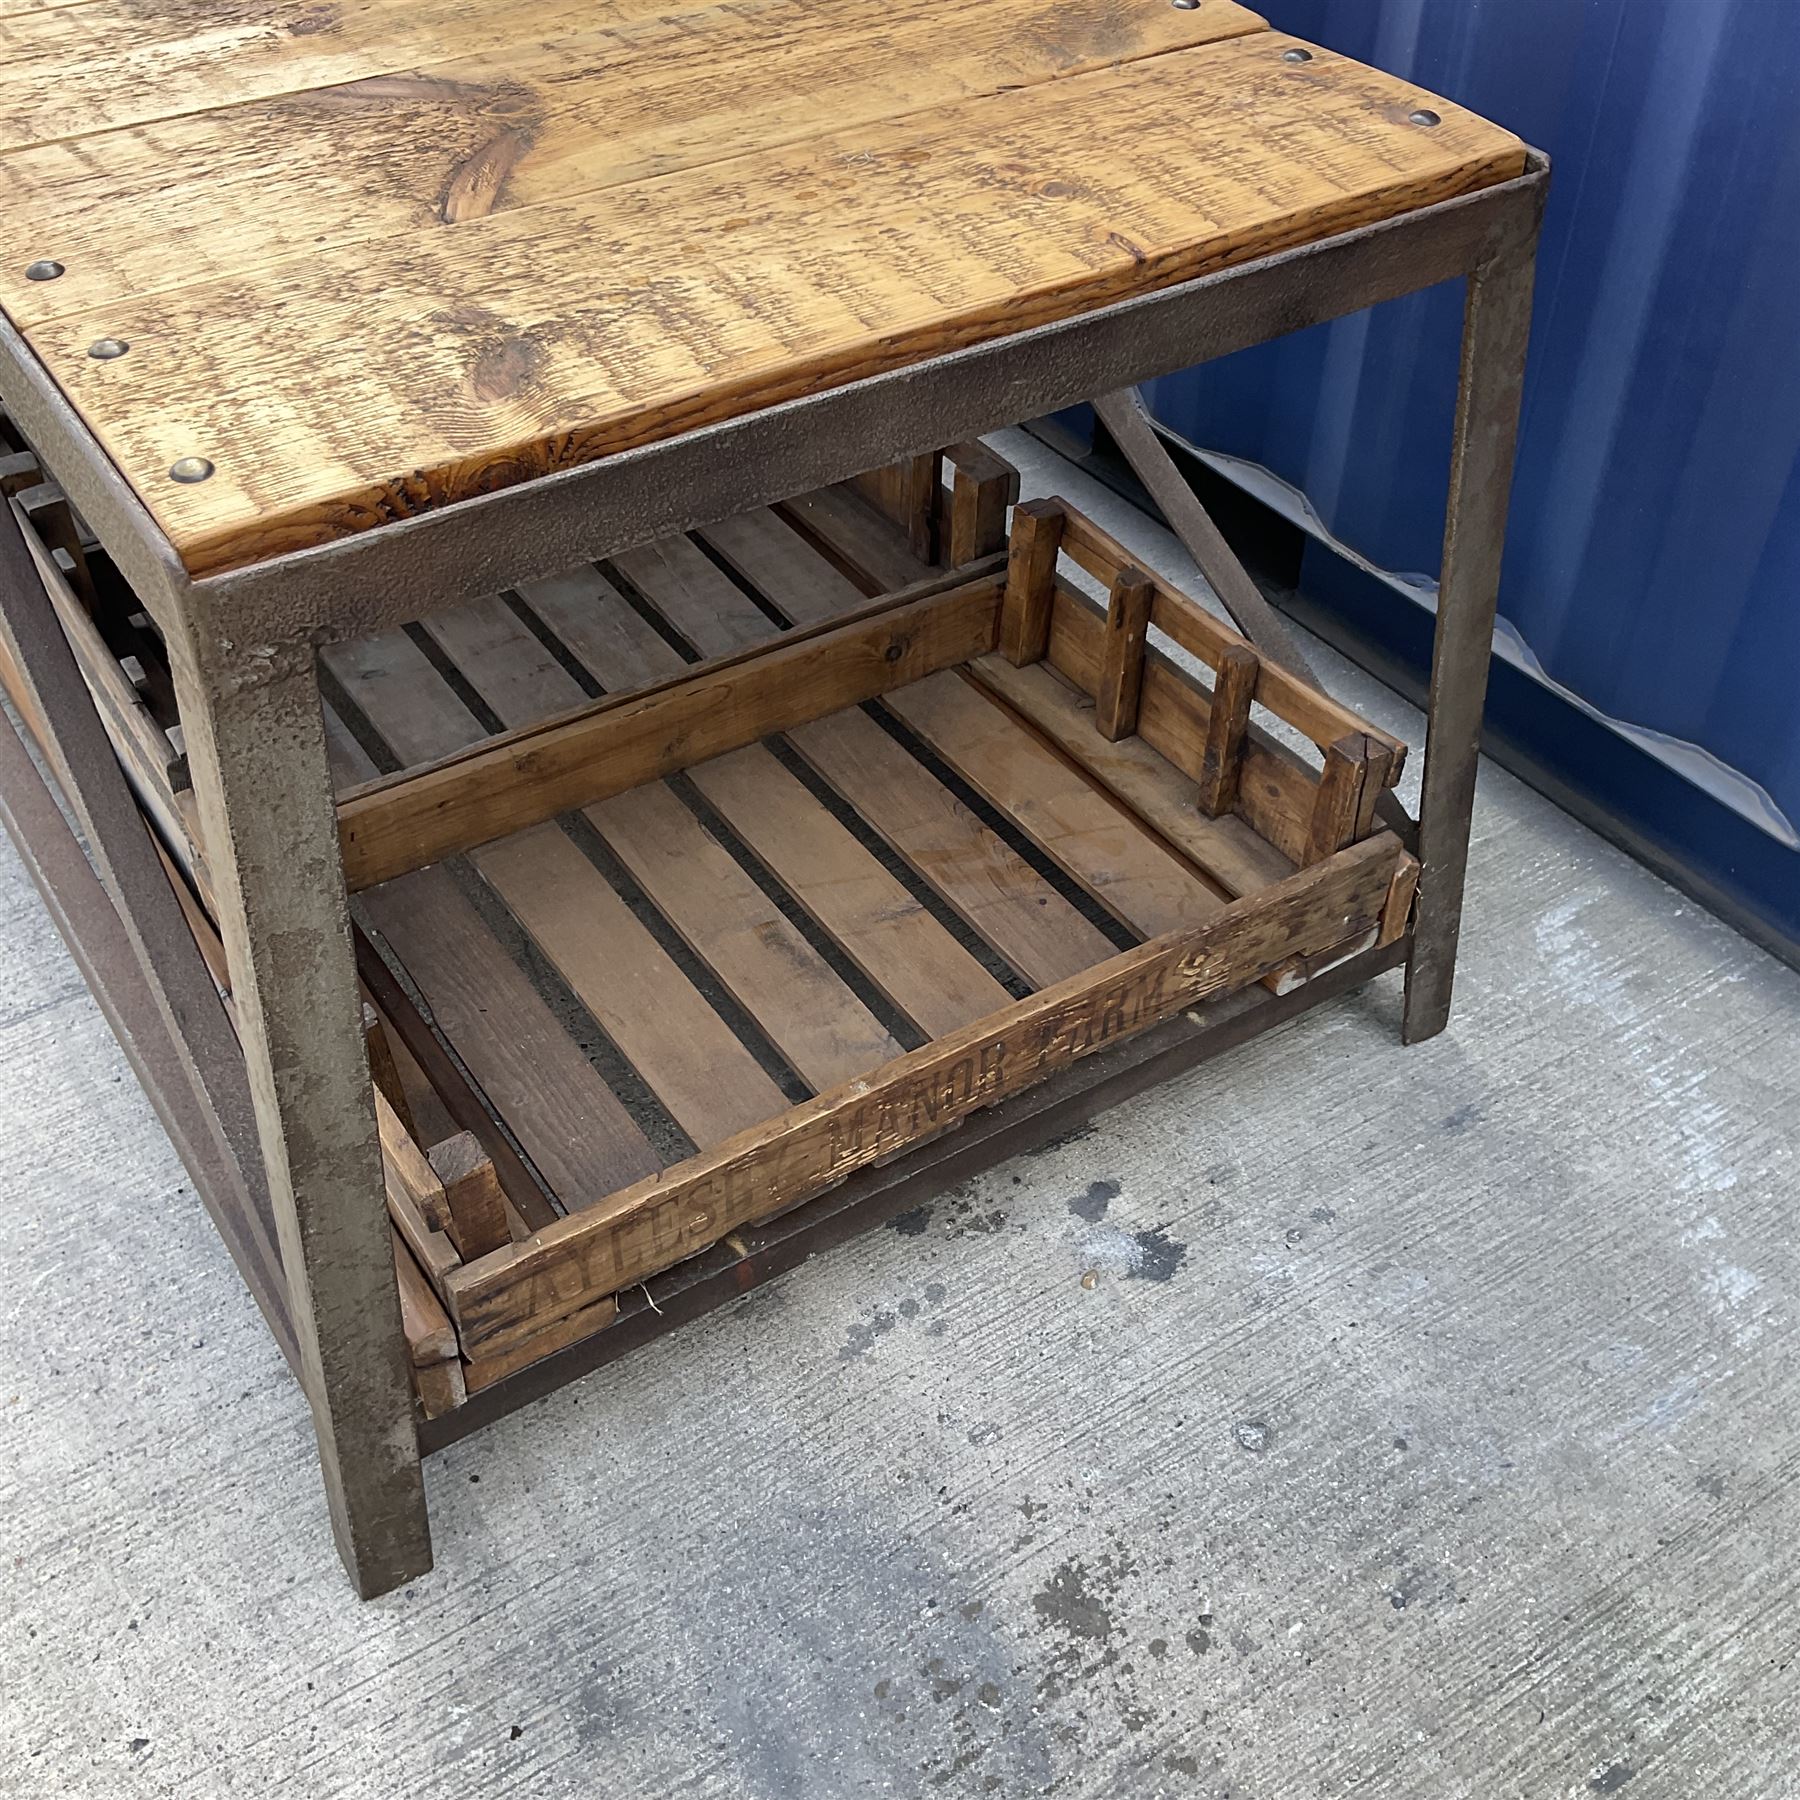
[513,569,1017,1040]
[1197,643,1260,819]
[475,824,791,1148]
[13,495,185,801]
[573,553,1117,990]
[776,484,942,596]
[942,441,1020,567]
[596,782,908,1088]
[964,655,1293,899]
[1095,567,1156,743]
[787,710,1119,991]
[445,831,1408,1359]
[890,672,1230,936]
[692,750,1017,1038]
[848,452,940,564]
[461,1294,621,1397]
[337,574,1004,890]
[393,1234,465,1423]
[611,537,773,656]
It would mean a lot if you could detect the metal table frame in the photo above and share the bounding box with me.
[0,152,1546,1596]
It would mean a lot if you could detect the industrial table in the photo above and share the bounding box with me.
[0,0,1543,1596]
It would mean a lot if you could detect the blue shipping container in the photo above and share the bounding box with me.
[1142,0,1800,953]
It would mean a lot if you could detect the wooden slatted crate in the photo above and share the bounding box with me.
[0,437,1415,1417]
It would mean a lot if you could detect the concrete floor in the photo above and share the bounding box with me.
[3,435,1797,1799]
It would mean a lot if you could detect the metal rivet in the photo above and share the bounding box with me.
[1409,108,1442,127]
[168,456,215,484]
[87,338,130,361]
[1282,47,1314,62]
[1172,0,1201,10]
[25,259,64,282]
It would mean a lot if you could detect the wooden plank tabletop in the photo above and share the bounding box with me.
[0,1,1525,578]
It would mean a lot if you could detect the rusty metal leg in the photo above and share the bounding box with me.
[169,628,430,1597]
[1403,236,1538,1044]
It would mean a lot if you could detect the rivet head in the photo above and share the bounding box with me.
[168,456,215,484]
[1282,47,1314,62]
[25,259,64,282]
[1409,108,1442,127]
[87,338,130,361]
[1171,0,1200,10]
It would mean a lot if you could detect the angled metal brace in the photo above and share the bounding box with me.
[1093,387,1416,847]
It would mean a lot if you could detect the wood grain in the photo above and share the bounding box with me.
[23,36,1525,573]
[444,830,1406,1355]
[0,0,821,148]
[0,0,1266,167]
[460,1293,619,1395]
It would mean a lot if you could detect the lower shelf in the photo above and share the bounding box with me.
[0,434,1417,1429]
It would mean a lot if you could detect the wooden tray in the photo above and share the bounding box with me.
[0,437,1415,1418]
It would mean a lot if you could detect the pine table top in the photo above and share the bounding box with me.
[0,0,1524,575]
